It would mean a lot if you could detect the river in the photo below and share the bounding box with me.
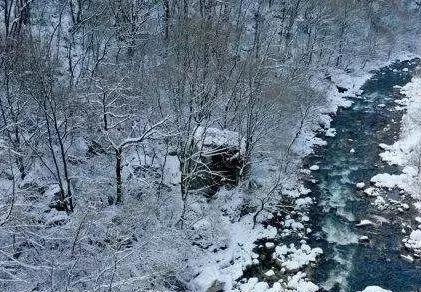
[239,59,421,292]
[308,59,421,291]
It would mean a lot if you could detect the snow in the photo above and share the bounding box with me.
[364,187,379,197]
[264,269,275,277]
[378,143,390,150]
[309,165,319,171]
[194,126,246,154]
[265,242,275,249]
[370,74,421,260]
[287,272,319,292]
[356,182,366,189]
[407,229,421,249]
[359,235,369,242]
[325,128,337,137]
[273,243,323,271]
[401,254,414,262]
[193,54,421,292]
[193,266,224,291]
[253,282,270,292]
[45,184,61,200]
[373,196,388,210]
[299,186,311,195]
[371,173,403,189]
[379,77,421,174]
[295,197,313,209]
[283,218,305,231]
[361,286,392,292]
[356,219,375,227]
[44,210,69,226]
[191,213,279,291]
[239,271,318,292]
[163,155,181,185]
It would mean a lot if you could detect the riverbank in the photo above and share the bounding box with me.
[371,73,421,262]
[306,58,421,292]
[191,51,421,291]
[190,67,368,292]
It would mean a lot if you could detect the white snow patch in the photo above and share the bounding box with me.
[407,229,421,250]
[325,128,337,137]
[356,219,376,227]
[309,165,320,171]
[273,243,323,271]
[361,286,392,292]
[356,182,366,189]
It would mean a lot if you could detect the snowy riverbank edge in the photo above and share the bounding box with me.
[371,63,421,262]
[190,52,421,292]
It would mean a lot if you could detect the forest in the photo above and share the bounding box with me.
[1,0,421,291]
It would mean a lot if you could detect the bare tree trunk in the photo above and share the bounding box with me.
[3,0,14,37]
[253,1,263,59]
[163,0,170,41]
[115,147,123,204]
[0,61,26,179]
[102,92,108,131]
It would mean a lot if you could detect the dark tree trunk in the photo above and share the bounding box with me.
[102,93,108,131]
[115,147,123,204]
[163,0,170,41]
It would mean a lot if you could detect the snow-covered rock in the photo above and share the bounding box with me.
[407,229,421,250]
[287,271,319,292]
[295,197,313,209]
[265,242,275,249]
[325,128,337,137]
[359,235,369,242]
[401,203,410,210]
[373,196,388,210]
[264,269,275,277]
[356,220,375,227]
[283,219,305,231]
[401,254,414,263]
[309,165,320,171]
[361,286,392,292]
[194,126,245,152]
[364,187,379,197]
[356,182,366,189]
[273,243,323,271]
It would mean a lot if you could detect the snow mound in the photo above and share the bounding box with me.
[325,128,337,137]
[194,126,245,154]
[361,286,392,292]
[356,219,375,227]
[273,243,323,271]
[407,229,421,250]
[309,165,320,171]
[356,182,365,189]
